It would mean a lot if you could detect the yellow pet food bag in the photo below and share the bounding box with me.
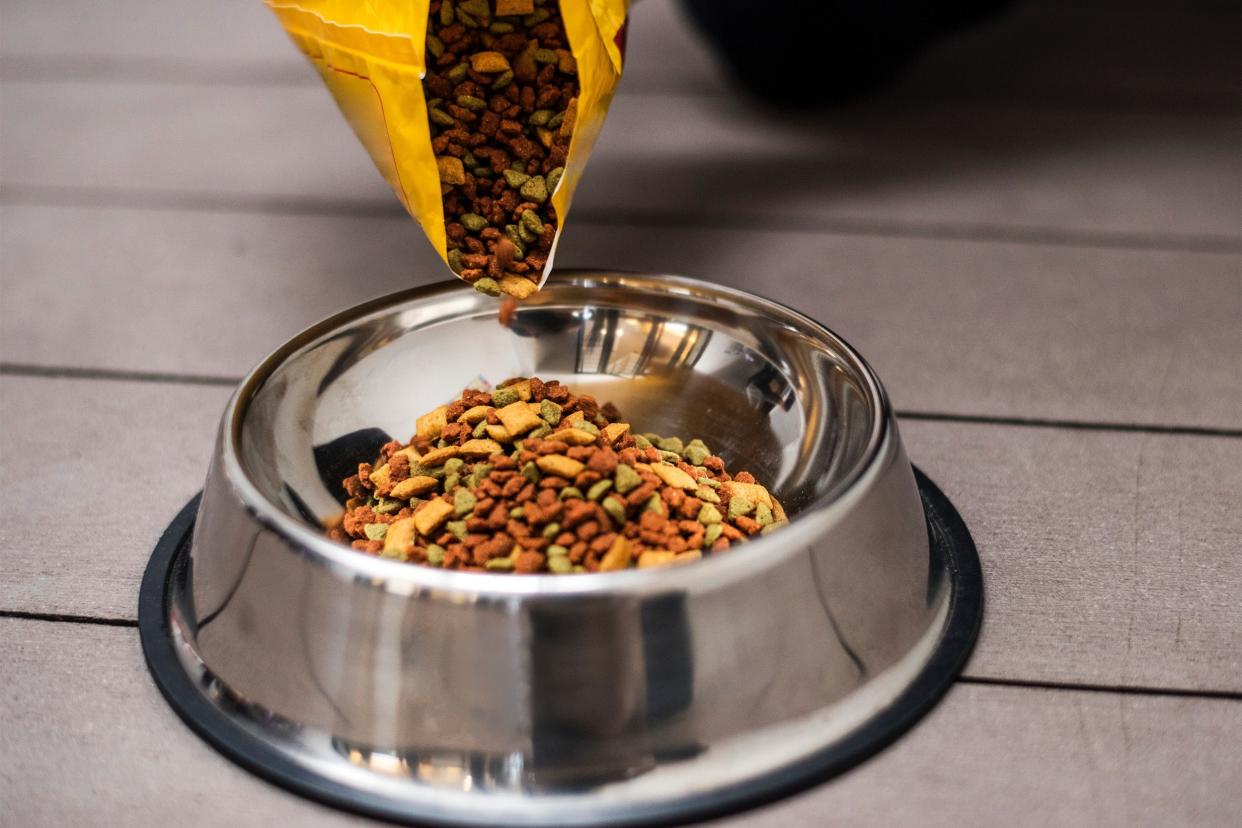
[267,0,628,294]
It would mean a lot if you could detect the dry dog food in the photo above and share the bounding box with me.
[329,378,788,573]
[425,0,578,299]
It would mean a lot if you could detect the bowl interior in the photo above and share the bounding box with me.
[236,273,882,535]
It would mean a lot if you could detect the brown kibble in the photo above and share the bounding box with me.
[495,0,535,14]
[558,97,578,138]
[437,155,466,185]
[599,535,632,572]
[470,51,511,73]
[500,275,538,298]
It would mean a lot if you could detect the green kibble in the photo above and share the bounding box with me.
[682,439,711,466]
[546,544,569,557]
[462,151,478,168]
[614,464,642,494]
[761,520,788,536]
[509,506,525,519]
[443,472,460,492]
[457,95,487,111]
[547,110,565,130]
[559,486,583,500]
[657,436,684,454]
[520,176,549,203]
[539,399,562,425]
[459,0,489,16]
[523,9,550,25]
[695,486,721,504]
[453,488,477,517]
[455,8,479,27]
[644,493,665,515]
[379,546,406,560]
[521,460,540,483]
[491,386,519,407]
[577,420,600,436]
[447,249,465,273]
[440,1,454,25]
[642,432,662,444]
[491,69,514,90]
[528,109,552,127]
[727,497,755,520]
[509,160,526,174]
[755,502,774,527]
[658,450,682,463]
[633,434,652,450]
[364,523,389,541]
[541,524,561,541]
[444,457,465,474]
[427,35,445,57]
[704,524,723,546]
[548,556,573,573]
[698,503,723,525]
[697,477,721,489]
[486,557,514,571]
[447,63,470,82]
[426,544,446,566]
[502,170,530,191]
[460,212,489,231]
[489,21,514,33]
[473,277,502,297]
[469,464,492,487]
[374,498,402,514]
[602,496,627,526]
[520,210,545,236]
[533,48,558,64]
[473,167,492,178]
[437,438,450,449]
[546,166,564,193]
[528,422,551,439]
[472,420,489,438]
[587,479,613,501]
[517,221,537,244]
[446,520,468,541]
[429,107,455,127]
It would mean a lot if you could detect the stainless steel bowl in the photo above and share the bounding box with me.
[146,272,979,826]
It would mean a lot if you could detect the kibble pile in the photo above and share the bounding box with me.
[424,0,578,299]
[330,378,788,573]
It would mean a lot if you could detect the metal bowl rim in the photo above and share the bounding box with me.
[217,270,893,598]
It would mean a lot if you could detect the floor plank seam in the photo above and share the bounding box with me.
[894,411,1242,439]
[3,185,1239,255]
[0,609,138,628]
[958,675,1242,702]
[5,362,1239,439]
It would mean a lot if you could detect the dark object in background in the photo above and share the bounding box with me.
[680,0,1017,107]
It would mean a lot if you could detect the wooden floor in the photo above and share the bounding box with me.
[1,1,1239,825]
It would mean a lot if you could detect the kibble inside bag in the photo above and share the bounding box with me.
[267,0,627,297]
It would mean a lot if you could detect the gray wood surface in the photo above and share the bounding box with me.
[2,617,1238,828]
[4,206,1240,428]
[3,375,1239,692]
[4,80,1238,244]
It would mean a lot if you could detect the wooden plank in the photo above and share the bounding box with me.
[2,375,1239,691]
[901,419,1242,693]
[3,204,1239,429]
[2,81,1238,241]
[0,377,231,620]
[1,617,1238,827]
[3,0,1236,111]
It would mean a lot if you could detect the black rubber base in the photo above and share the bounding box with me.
[139,466,982,827]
